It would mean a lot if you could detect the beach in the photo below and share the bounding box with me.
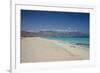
[21,37,89,63]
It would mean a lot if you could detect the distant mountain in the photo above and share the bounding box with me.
[21,31,38,37]
[21,31,89,37]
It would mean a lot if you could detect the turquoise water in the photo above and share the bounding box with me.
[47,36,89,48]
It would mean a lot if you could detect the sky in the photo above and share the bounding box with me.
[21,10,89,34]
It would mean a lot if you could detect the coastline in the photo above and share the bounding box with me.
[21,37,89,63]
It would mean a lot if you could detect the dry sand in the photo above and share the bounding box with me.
[21,37,89,63]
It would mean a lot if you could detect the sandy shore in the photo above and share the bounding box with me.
[21,37,89,63]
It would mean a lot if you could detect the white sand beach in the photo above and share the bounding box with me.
[21,37,89,63]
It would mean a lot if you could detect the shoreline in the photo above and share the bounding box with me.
[21,37,89,63]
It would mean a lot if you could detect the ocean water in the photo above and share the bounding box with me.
[47,36,89,48]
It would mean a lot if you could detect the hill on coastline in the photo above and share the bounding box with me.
[21,31,89,37]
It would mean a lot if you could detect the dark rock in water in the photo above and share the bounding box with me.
[74,43,89,48]
[75,43,89,46]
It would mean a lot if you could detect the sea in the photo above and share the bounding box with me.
[47,36,89,48]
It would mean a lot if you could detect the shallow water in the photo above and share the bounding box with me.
[47,36,89,48]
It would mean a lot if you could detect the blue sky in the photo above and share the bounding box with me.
[21,10,89,34]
